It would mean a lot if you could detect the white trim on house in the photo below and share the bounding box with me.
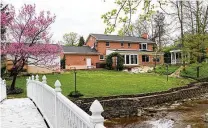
[140,43,148,51]
[170,49,182,64]
[122,54,138,65]
[99,55,105,60]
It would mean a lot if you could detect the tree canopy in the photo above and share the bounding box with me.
[1,4,61,92]
[63,32,79,46]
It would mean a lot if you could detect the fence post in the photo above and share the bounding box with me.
[197,66,200,78]
[35,74,39,81]
[27,77,31,98]
[42,75,47,84]
[32,75,34,80]
[54,80,62,128]
[41,75,47,119]
[90,100,105,128]
[0,78,1,101]
[2,79,7,100]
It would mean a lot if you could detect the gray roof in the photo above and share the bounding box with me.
[89,34,155,43]
[62,46,99,54]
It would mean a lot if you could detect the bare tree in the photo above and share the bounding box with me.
[63,32,79,46]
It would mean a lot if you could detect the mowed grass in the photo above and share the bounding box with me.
[6,70,192,98]
[155,65,180,75]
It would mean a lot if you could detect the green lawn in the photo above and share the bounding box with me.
[155,65,180,75]
[6,70,192,98]
[180,62,208,79]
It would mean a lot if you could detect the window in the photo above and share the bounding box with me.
[106,42,110,47]
[121,42,124,47]
[131,55,137,64]
[153,57,160,62]
[140,43,147,50]
[123,54,138,65]
[99,55,104,60]
[142,55,149,62]
[126,55,130,64]
[128,43,131,48]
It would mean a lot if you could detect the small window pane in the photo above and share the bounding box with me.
[142,55,149,62]
[128,43,131,47]
[121,43,123,47]
[134,55,137,64]
[146,56,149,62]
[143,44,147,49]
[126,55,129,64]
[142,55,145,62]
[139,44,142,49]
[106,42,110,46]
[100,55,104,60]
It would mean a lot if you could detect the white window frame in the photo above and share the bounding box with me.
[122,54,138,65]
[140,43,147,50]
[99,55,105,60]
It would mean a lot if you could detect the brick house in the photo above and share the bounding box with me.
[62,46,99,69]
[63,33,164,69]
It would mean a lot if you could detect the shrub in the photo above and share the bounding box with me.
[180,62,208,80]
[60,55,66,69]
[68,91,83,98]
[1,66,6,76]
[105,52,124,71]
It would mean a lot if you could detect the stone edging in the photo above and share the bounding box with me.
[73,82,208,119]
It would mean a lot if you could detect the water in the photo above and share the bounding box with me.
[148,119,174,128]
[105,97,208,128]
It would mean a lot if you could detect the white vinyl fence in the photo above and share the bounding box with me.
[0,78,7,102]
[26,75,105,128]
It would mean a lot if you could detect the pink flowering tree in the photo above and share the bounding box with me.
[1,4,14,40]
[1,4,62,92]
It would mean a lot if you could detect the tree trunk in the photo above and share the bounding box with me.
[10,73,18,90]
[9,59,25,91]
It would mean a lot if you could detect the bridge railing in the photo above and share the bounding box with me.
[0,78,7,102]
[26,75,105,128]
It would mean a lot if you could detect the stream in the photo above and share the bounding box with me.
[105,94,208,128]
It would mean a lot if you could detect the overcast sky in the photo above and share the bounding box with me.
[4,0,118,42]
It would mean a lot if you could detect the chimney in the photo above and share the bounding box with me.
[141,33,148,39]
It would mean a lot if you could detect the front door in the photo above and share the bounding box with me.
[86,58,91,67]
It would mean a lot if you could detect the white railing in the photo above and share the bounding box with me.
[0,77,7,102]
[26,75,105,128]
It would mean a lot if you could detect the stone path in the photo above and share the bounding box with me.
[0,98,47,128]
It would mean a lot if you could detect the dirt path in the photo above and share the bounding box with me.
[169,66,183,78]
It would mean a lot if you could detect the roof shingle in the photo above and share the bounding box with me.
[62,46,98,54]
[90,34,155,43]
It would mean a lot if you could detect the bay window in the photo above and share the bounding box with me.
[123,54,138,65]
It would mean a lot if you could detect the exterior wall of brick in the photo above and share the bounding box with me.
[85,36,96,49]
[65,54,99,69]
[96,41,154,56]
[138,54,164,66]
[80,35,163,67]
[147,44,154,51]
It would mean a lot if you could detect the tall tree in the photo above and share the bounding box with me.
[1,4,61,92]
[63,32,79,46]
[1,4,13,40]
[78,36,85,46]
